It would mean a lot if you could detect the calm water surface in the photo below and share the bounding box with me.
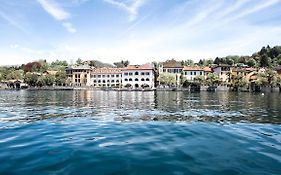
[0,90,280,175]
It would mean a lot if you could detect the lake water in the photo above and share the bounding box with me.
[0,90,280,175]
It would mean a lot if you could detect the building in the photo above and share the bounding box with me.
[159,59,183,85]
[122,64,155,89]
[91,67,122,88]
[183,66,205,81]
[66,65,91,86]
[203,67,212,77]
[212,64,232,82]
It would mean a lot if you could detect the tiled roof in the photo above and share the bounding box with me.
[92,67,122,74]
[162,59,183,68]
[123,63,153,70]
[232,67,257,72]
[203,67,212,72]
[183,66,204,71]
[66,65,91,70]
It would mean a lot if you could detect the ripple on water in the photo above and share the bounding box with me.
[0,90,281,174]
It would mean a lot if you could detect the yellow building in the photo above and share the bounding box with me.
[66,65,91,86]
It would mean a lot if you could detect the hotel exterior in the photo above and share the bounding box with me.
[90,68,122,87]
[121,64,155,89]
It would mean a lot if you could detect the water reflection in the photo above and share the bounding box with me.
[0,90,281,124]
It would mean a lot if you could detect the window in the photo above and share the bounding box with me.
[107,80,110,82]
[135,72,139,75]
[111,80,114,82]
[98,80,101,83]
[116,75,119,77]
[93,75,96,78]
[94,80,97,83]
[146,78,149,81]
[129,72,133,76]
[111,75,114,77]
[102,75,105,77]
[135,78,139,81]
[98,75,101,78]
[129,78,132,81]
[125,78,128,81]
[141,72,145,75]
[200,72,203,75]
[116,80,119,83]
[124,73,128,76]
[194,72,197,76]
[146,72,150,75]
[141,78,145,81]
[103,80,106,83]
[190,72,193,75]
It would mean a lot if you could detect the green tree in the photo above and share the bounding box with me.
[55,71,67,86]
[260,54,270,67]
[36,76,45,87]
[193,75,205,85]
[183,59,194,66]
[24,73,39,86]
[206,73,220,86]
[158,73,176,86]
[76,58,83,65]
[43,74,55,86]
[6,70,23,80]
[247,58,256,67]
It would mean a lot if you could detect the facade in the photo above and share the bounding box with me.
[122,64,155,89]
[159,59,183,85]
[212,64,232,82]
[66,65,91,86]
[91,68,122,87]
[183,66,205,81]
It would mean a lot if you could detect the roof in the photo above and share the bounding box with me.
[203,67,212,72]
[66,65,91,70]
[44,70,58,75]
[212,64,232,68]
[123,63,154,70]
[162,59,183,68]
[183,66,204,71]
[92,67,122,74]
[232,67,257,72]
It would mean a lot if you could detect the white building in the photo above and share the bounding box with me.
[122,64,155,89]
[183,66,205,81]
[91,68,122,87]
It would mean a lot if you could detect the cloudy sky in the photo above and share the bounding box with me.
[0,0,281,65]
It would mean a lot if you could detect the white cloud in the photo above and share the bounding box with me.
[103,0,147,21]
[62,22,76,33]
[0,11,27,32]
[10,44,19,49]
[37,0,70,21]
[37,0,77,33]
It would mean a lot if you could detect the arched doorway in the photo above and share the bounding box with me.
[135,84,139,88]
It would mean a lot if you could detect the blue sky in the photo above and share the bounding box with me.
[0,0,281,65]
